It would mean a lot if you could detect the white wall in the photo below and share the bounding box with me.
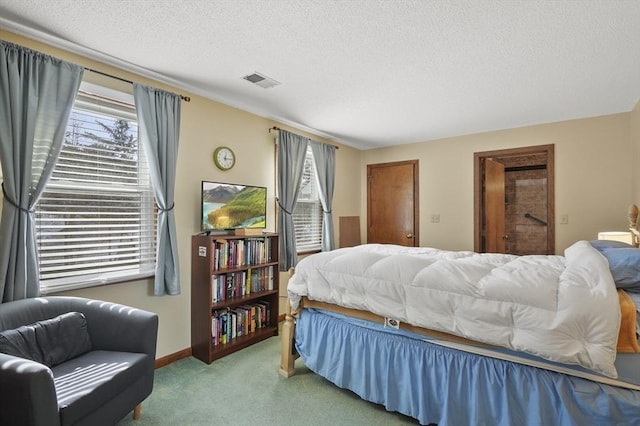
[631,99,640,202]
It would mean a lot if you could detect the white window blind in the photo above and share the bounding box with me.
[35,88,156,293]
[293,146,322,252]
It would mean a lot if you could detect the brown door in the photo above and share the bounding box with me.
[367,160,418,246]
[484,158,506,253]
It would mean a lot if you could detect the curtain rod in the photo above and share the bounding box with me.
[85,67,191,102]
[269,126,339,149]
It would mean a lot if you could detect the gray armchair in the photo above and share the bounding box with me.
[0,296,158,426]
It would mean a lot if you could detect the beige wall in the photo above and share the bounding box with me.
[2,29,639,359]
[631,99,640,201]
[0,30,361,358]
[361,113,633,254]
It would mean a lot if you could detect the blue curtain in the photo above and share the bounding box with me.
[310,141,336,251]
[133,84,181,296]
[277,130,308,271]
[0,41,83,302]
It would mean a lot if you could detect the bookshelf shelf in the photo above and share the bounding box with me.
[191,233,279,364]
[210,289,278,310]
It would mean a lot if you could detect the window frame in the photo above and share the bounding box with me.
[35,82,156,294]
[292,146,323,254]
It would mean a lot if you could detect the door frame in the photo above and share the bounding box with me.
[367,159,419,246]
[473,144,555,254]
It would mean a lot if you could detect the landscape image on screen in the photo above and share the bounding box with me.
[201,182,266,231]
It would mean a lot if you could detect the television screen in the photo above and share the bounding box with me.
[201,181,267,232]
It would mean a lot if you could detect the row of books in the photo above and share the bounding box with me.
[212,302,271,346]
[211,266,274,303]
[212,237,273,270]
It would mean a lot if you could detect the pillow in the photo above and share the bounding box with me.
[0,312,92,367]
[598,247,640,292]
[589,239,634,251]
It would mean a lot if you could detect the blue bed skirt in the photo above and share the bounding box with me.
[295,308,640,426]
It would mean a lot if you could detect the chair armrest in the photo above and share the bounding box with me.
[0,354,59,426]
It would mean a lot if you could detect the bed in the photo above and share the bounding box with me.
[280,240,640,425]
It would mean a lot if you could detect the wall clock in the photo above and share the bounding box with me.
[213,146,236,170]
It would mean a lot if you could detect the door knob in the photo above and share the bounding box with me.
[406,233,413,239]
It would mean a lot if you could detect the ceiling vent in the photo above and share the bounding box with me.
[243,72,281,89]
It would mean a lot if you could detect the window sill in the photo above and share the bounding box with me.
[41,271,155,295]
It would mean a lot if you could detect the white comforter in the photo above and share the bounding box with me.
[288,241,621,377]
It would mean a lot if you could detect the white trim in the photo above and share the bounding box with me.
[41,270,154,294]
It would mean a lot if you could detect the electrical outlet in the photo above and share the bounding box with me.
[431,214,440,223]
[560,214,569,225]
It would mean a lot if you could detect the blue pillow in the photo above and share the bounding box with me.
[599,247,640,292]
[589,239,633,251]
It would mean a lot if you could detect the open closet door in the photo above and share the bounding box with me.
[484,158,506,253]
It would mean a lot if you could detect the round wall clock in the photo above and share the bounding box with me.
[213,146,236,170]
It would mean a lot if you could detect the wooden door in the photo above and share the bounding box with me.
[367,160,418,246]
[484,158,506,253]
[474,145,555,255]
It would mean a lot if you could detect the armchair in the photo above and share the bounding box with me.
[0,296,158,426]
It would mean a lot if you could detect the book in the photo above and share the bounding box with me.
[212,275,218,303]
[238,307,249,336]
[230,311,237,340]
[226,273,234,299]
[211,316,218,346]
[240,305,257,334]
[255,304,262,329]
[232,309,245,337]
[234,228,263,236]
[256,301,271,326]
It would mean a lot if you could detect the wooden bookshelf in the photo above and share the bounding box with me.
[191,232,279,364]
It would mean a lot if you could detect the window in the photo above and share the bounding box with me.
[35,83,156,293]
[293,146,323,252]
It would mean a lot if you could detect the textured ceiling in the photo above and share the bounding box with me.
[0,0,639,150]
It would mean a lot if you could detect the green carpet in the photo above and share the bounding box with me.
[117,332,418,425]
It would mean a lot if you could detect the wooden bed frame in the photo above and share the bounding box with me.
[618,288,640,352]
[280,288,640,378]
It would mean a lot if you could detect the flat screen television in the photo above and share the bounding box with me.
[201,181,267,232]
